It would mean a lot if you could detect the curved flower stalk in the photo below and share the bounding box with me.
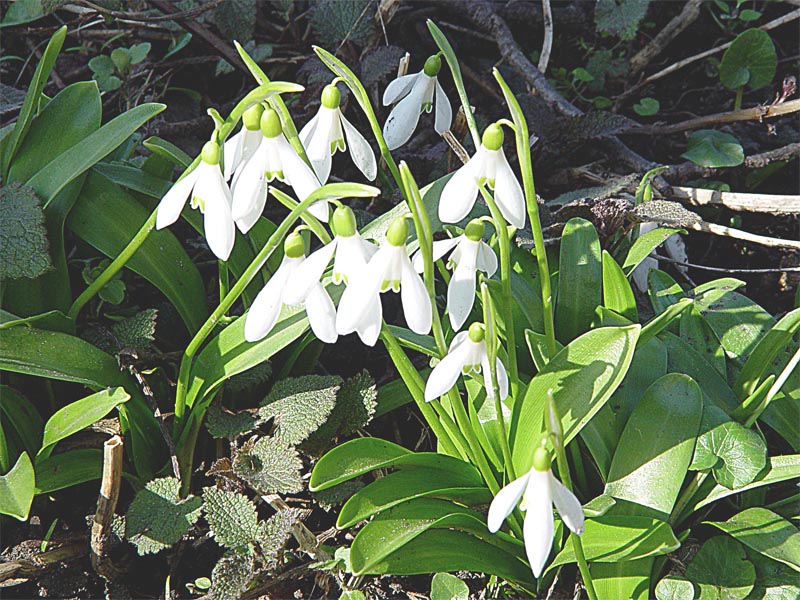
[223,103,264,182]
[232,107,325,232]
[382,54,452,150]
[439,123,525,228]
[299,84,377,184]
[488,446,585,578]
[412,219,497,330]
[156,140,235,261]
[424,322,508,401]
[336,217,431,346]
[244,231,337,344]
[283,205,377,307]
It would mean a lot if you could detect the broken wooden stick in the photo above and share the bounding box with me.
[90,435,124,581]
[670,187,800,214]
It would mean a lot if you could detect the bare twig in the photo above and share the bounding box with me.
[630,0,704,76]
[691,221,800,250]
[669,187,800,214]
[744,142,800,168]
[538,0,553,74]
[77,0,226,23]
[649,253,800,274]
[90,435,124,581]
[0,542,85,585]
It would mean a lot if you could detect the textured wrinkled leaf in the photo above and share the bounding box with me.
[0,452,35,521]
[314,480,365,512]
[203,487,263,549]
[0,182,52,279]
[233,437,303,495]
[258,509,297,569]
[211,550,254,600]
[595,0,651,40]
[430,572,469,600]
[125,477,202,555]
[214,0,256,41]
[681,129,744,168]
[719,29,777,91]
[311,0,376,47]
[361,46,407,87]
[685,536,755,600]
[205,405,257,439]
[258,375,340,445]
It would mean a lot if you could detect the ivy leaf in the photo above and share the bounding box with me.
[233,437,303,495]
[681,129,744,168]
[124,477,203,555]
[634,97,660,116]
[258,375,340,445]
[595,0,651,41]
[430,572,470,600]
[206,404,258,439]
[211,550,254,600]
[719,29,777,91]
[0,182,52,280]
[655,576,696,600]
[203,487,264,550]
[748,550,800,600]
[685,536,756,600]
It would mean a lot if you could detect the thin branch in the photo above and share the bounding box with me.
[538,0,553,74]
[649,253,800,274]
[77,0,226,23]
[669,187,800,214]
[744,142,800,168]
[629,0,704,76]
[691,221,800,251]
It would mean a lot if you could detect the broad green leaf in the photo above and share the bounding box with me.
[707,508,800,573]
[512,325,639,476]
[27,102,165,206]
[374,375,419,418]
[647,269,685,315]
[310,438,411,491]
[623,228,684,275]
[67,171,207,333]
[0,26,66,175]
[38,387,129,459]
[611,337,668,431]
[0,386,43,461]
[525,329,564,371]
[605,373,702,520]
[549,515,679,570]
[748,550,800,600]
[0,452,35,521]
[592,559,653,600]
[430,572,469,600]
[655,576,696,600]
[555,218,601,343]
[603,250,637,321]
[685,536,755,600]
[0,182,51,279]
[34,449,103,494]
[680,305,726,376]
[143,136,192,167]
[639,297,693,347]
[681,129,744,168]
[719,29,777,90]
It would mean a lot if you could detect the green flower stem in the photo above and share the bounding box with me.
[734,86,744,111]
[671,471,711,528]
[493,69,556,358]
[67,211,157,321]
[218,260,229,308]
[744,346,800,428]
[271,188,333,245]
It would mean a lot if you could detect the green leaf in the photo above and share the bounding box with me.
[258,375,340,445]
[39,387,129,459]
[34,448,102,493]
[648,269,686,314]
[685,536,755,600]
[0,452,35,521]
[633,97,660,116]
[639,297,693,347]
[125,477,203,555]
[88,55,115,78]
[555,218,602,343]
[67,171,208,334]
[707,507,800,573]
[127,42,150,65]
[430,572,469,600]
[748,550,800,600]
[26,102,165,206]
[681,129,744,168]
[211,550,254,600]
[143,136,191,167]
[592,559,654,600]
[214,0,256,41]
[605,373,702,520]
[232,436,303,495]
[0,386,43,461]
[309,438,411,492]
[511,325,640,476]
[595,0,651,40]
[203,487,264,549]
[310,0,376,47]
[205,405,257,439]
[0,182,52,279]
[603,250,637,321]
[623,228,685,275]
[0,26,66,176]
[719,29,777,91]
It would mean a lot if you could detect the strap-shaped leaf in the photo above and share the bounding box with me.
[309,438,412,492]
[622,227,684,275]
[0,452,35,521]
[602,250,637,322]
[556,218,602,343]
[35,449,103,494]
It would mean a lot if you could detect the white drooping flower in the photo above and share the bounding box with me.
[439,123,525,228]
[336,218,431,346]
[412,219,497,331]
[424,323,509,402]
[156,140,235,261]
[630,222,688,292]
[232,107,325,233]
[382,55,452,150]
[299,84,377,184]
[283,205,377,309]
[223,103,264,183]
[244,231,337,344]
[488,447,585,578]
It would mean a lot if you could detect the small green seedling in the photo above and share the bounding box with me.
[89,43,150,92]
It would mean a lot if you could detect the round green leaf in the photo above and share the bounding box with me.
[634,97,660,116]
[681,130,744,168]
[685,536,755,599]
[719,29,777,91]
[656,576,696,600]
[430,573,469,600]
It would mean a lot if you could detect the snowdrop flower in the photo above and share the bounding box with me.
[244,231,337,344]
[424,322,508,401]
[413,219,497,331]
[156,140,235,261]
[283,205,377,308]
[299,84,377,184]
[631,222,688,292]
[223,103,264,182]
[336,217,431,346]
[232,108,325,233]
[439,123,525,228]
[382,55,452,150]
[488,446,585,578]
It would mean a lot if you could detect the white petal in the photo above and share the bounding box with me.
[438,151,484,224]
[476,241,498,277]
[305,108,335,183]
[232,143,268,226]
[298,111,320,147]
[447,260,477,331]
[550,474,585,535]
[308,200,330,222]
[240,129,262,167]
[223,131,242,181]
[383,75,432,150]
[199,168,235,261]
[305,283,338,343]
[631,255,657,293]
[336,246,390,335]
[277,135,322,201]
[382,72,417,105]
[448,330,470,352]
[361,236,379,260]
[434,80,453,134]
[283,240,337,305]
[413,236,460,272]
[244,257,297,342]
[156,168,199,229]
[424,336,474,401]
[400,256,432,335]
[496,358,509,401]
[341,113,377,181]
[487,471,530,533]
[492,149,526,228]
[354,293,383,347]
[334,234,372,283]
[522,469,554,578]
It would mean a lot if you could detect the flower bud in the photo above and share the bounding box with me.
[243,103,265,131]
[321,84,341,109]
[468,322,485,343]
[200,141,221,165]
[386,218,409,247]
[284,231,306,258]
[481,123,504,151]
[532,446,552,472]
[464,219,485,242]
[423,55,442,77]
[260,108,283,138]
[332,205,357,238]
